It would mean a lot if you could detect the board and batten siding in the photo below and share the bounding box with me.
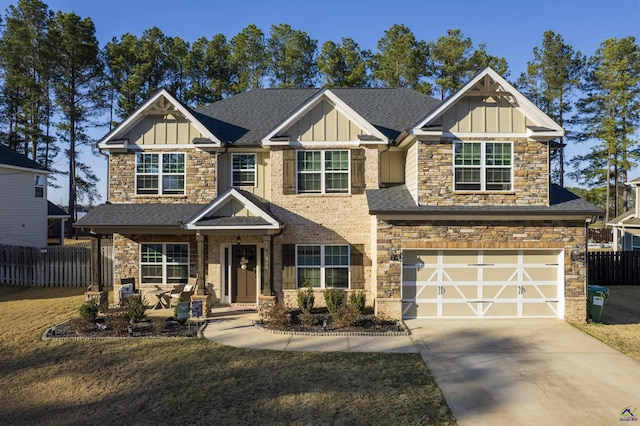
[285,100,364,142]
[126,114,206,145]
[380,150,405,185]
[0,166,47,247]
[404,142,419,204]
[442,96,534,133]
[217,151,271,201]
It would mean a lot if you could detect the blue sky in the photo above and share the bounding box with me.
[1,0,639,205]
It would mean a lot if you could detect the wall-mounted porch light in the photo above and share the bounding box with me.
[236,235,241,245]
[390,246,401,262]
[571,245,581,262]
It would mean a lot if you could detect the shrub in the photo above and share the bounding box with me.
[152,317,166,332]
[324,288,345,313]
[78,298,99,323]
[297,285,315,313]
[104,307,130,334]
[349,290,366,313]
[123,295,147,323]
[267,302,291,327]
[331,304,360,328]
[298,310,317,327]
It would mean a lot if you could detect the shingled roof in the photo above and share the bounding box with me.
[0,145,49,171]
[195,88,441,145]
[366,184,603,216]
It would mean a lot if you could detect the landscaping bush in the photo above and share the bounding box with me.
[267,302,291,327]
[324,288,345,313]
[104,307,130,334]
[297,285,315,313]
[298,310,317,327]
[123,294,147,323]
[349,290,366,313]
[331,304,360,328]
[78,298,99,323]
[152,317,166,332]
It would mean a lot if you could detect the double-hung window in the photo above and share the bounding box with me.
[140,243,189,284]
[297,150,349,193]
[231,154,256,187]
[297,245,349,288]
[454,141,512,191]
[34,175,45,198]
[136,152,185,195]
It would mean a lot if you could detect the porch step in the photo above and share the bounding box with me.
[228,304,257,312]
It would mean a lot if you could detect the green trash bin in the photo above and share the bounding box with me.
[587,285,610,323]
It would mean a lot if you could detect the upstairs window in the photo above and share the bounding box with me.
[297,150,349,194]
[454,141,512,191]
[34,175,44,198]
[232,154,256,187]
[136,153,185,195]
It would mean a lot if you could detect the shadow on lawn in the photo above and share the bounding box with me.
[599,286,640,325]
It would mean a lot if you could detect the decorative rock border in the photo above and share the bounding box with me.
[42,321,206,341]
[252,320,411,337]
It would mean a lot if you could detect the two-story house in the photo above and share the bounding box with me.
[76,68,601,321]
[0,145,53,247]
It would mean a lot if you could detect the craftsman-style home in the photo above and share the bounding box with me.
[76,68,601,321]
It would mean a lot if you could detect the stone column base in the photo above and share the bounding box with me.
[190,294,212,318]
[375,298,402,320]
[565,296,587,323]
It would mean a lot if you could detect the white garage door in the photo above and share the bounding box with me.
[402,250,562,319]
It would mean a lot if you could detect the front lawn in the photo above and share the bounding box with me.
[573,286,640,362]
[0,285,455,425]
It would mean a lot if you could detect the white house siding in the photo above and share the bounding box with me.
[0,166,47,247]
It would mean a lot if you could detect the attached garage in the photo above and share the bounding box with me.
[401,249,563,319]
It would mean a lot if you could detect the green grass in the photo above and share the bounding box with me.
[0,285,455,425]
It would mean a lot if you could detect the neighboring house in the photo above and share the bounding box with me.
[47,201,70,245]
[607,177,640,251]
[76,67,602,321]
[0,145,51,247]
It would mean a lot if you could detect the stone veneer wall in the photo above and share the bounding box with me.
[416,138,549,206]
[269,146,378,306]
[376,219,587,322]
[109,148,217,203]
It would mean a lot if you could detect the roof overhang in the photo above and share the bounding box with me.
[0,164,52,174]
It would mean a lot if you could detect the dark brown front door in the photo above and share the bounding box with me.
[232,245,257,303]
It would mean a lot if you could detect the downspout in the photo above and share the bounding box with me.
[269,226,286,297]
[584,218,591,320]
[98,147,110,202]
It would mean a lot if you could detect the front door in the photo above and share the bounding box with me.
[232,245,257,303]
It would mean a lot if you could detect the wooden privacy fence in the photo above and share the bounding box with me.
[0,241,113,287]
[588,228,613,243]
[588,251,640,286]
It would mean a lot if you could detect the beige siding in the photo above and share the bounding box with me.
[380,150,405,184]
[125,115,205,145]
[212,200,255,217]
[286,100,364,141]
[217,150,271,201]
[443,96,533,134]
[405,142,418,203]
[0,167,48,247]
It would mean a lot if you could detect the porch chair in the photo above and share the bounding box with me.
[169,277,197,307]
[120,277,137,305]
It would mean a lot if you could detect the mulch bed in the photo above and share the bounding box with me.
[46,317,198,339]
[262,312,406,335]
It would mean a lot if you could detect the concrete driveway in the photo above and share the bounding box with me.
[406,319,640,425]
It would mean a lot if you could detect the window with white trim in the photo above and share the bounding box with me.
[34,175,45,198]
[632,236,640,251]
[136,152,185,195]
[231,154,256,187]
[454,141,512,191]
[297,245,349,288]
[140,243,189,284]
[297,150,349,193]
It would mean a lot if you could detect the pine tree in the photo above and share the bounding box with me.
[318,38,370,87]
[267,24,318,88]
[231,24,267,92]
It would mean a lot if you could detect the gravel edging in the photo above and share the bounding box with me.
[252,321,411,337]
[42,321,206,341]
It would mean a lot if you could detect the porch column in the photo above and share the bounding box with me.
[196,233,205,295]
[90,235,102,292]
[262,235,272,295]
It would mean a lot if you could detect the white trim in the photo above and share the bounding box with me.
[412,68,564,136]
[183,188,281,230]
[296,149,350,194]
[231,153,257,188]
[296,244,351,289]
[98,89,221,148]
[452,140,514,192]
[261,88,389,145]
[139,242,190,285]
[134,152,186,196]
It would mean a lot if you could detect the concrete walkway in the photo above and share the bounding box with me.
[202,311,640,425]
